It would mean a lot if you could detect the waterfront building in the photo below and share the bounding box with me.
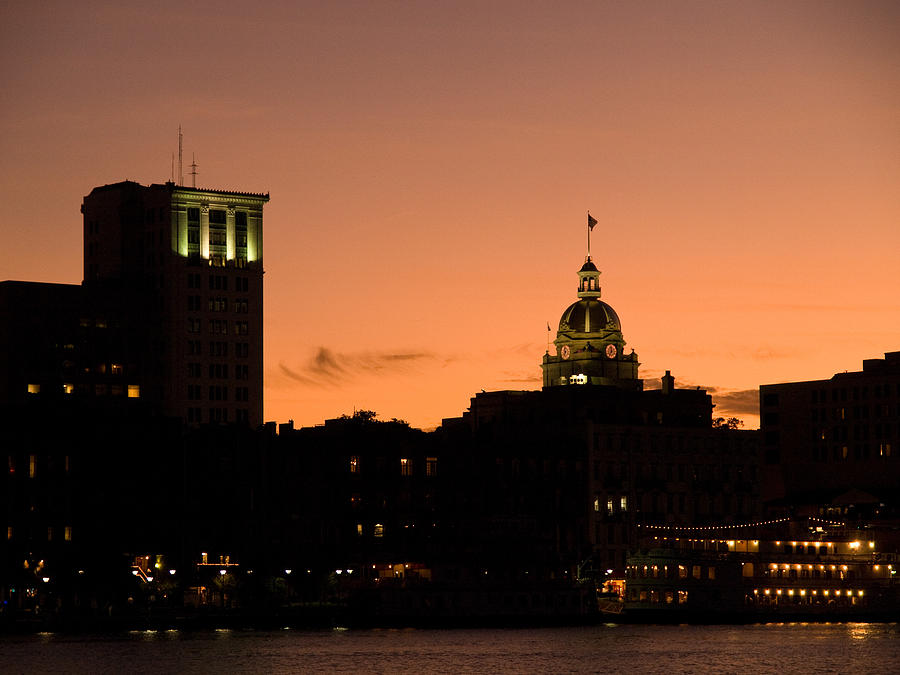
[442,254,761,583]
[760,352,900,513]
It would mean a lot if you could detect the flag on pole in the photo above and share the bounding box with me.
[588,213,598,230]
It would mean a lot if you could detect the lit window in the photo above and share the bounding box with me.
[374,523,384,538]
[356,523,363,537]
[29,454,36,479]
[620,496,628,512]
[607,498,614,516]
[127,385,140,398]
[400,458,411,476]
[63,383,74,395]
[27,384,40,394]
[7,526,11,540]
[426,457,438,476]
[350,456,359,474]
[593,498,600,512]
[110,363,123,375]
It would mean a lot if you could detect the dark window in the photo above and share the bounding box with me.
[209,209,227,224]
[210,229,226,246]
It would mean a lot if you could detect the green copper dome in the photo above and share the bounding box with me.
[559,299,620,334]
[541,255,640,390]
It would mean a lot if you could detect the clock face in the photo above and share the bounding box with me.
[560,345,570,360]
[605,344,617,359]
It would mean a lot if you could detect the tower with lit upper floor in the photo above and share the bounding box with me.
[82,180,269,427]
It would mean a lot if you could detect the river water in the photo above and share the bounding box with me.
[2,623,899,674]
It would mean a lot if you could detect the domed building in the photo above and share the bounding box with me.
[541,256,641,390]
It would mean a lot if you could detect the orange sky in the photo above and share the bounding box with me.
[2,1,899,430]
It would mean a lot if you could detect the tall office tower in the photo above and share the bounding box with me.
[82,181,269,427]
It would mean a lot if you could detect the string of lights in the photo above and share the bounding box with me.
[637,516,844,532]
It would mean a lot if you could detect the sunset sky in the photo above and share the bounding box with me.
[2,1,898,430]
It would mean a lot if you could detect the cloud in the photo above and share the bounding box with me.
[711,389,759,415]
[640,371,759,415]
[498,369,542,384]
[277,347,438,388]
[279,363,322,387]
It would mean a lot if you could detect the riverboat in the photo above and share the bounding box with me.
[624,522,899,620]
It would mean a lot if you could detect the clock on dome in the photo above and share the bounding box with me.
[605,344,617,359]
[560,345,571,360]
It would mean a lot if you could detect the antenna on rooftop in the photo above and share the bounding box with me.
[189,153,199,188]
[170,153,174,183]
[178,125,184,186]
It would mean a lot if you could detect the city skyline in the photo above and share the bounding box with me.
[2,1,899,429]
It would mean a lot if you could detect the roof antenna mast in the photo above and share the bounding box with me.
[190,153,199,188]
[178,125,184,186]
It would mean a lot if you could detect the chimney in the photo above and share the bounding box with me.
[662,370,675,394]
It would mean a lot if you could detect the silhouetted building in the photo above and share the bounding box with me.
[1,180,269,428]
[82,181,269,427]
[760,352,900,515]
[441,258,761,582]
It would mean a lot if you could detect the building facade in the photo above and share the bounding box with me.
[447,256,761,580]
[82,181,268,427]
[1,180,269,428]
[760,352,900,509]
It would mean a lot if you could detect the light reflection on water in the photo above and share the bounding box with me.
[2,623,899,674]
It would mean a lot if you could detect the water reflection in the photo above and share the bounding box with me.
[3,624,899,674]
[848,623,874,641]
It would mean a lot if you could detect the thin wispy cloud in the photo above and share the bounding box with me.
[709,389,759,415]
[498,369,542,385]
[277,347,438,389]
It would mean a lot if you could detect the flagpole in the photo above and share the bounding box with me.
[587,211,591,257]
